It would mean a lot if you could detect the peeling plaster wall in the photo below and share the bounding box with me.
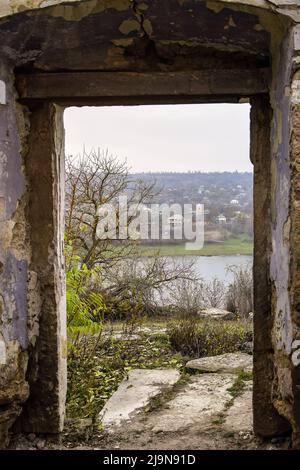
[0,0,273,73]
[251,94,292,437]
[0,67,67,444]
[266,23,300,447]
[0,61,31,447]
[288,45,300,447]
[270,26,295,433]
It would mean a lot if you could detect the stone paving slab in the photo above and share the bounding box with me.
[186,353,252,374]
[150,373,236,433]
[99,369,180,430]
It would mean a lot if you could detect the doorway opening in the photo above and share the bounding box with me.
[62,103,256,449]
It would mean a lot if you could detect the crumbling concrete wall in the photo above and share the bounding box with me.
[0,61,30,448]
[0,1,298,21]
[251,94,292,438]
[0,0,300,449]
[0,69,67,445]
[268,25,299,445]
[15,103,67,434]
[289,69,300,448]
[273,27,300,447]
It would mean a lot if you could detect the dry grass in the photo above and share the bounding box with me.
[167,315,252,358]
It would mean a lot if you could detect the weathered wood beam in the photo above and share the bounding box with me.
[16,69,270,104]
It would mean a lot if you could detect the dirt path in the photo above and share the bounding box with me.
[9,368,291,450]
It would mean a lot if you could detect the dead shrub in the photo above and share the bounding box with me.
[167,315,249,358]
[225,264,253,317]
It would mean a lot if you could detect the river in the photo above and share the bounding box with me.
[171,255,252,284]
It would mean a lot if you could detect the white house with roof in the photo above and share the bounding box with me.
[216,214,227,224]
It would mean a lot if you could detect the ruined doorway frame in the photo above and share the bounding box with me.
[14,79,289,437]
[1,0,300,450]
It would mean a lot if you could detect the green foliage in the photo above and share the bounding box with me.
[66,263,107,328]
[168,315,250,357]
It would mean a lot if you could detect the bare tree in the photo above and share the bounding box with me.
[65,149,156,269]
[100,256,198,317]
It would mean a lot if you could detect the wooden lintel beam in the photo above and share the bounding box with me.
[16,69,270,103]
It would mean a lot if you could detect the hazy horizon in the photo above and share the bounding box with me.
[128,170,253,174]
[64,103,252,173]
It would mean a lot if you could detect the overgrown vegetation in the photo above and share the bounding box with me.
[66,314,252,420]
[168,316,252,358]
[67,329,183,420]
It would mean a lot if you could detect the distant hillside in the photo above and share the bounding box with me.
[132,171,253,188]
[131,171,253,214]
[131,171,253,243]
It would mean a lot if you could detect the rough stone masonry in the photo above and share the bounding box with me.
[0,0,300,449]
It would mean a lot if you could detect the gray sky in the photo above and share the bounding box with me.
[64,103,251,173]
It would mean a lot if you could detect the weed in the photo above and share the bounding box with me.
[227,371,252,399]
[212,414,226,426]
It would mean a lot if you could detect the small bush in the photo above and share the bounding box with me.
[202,277,225,308]
[225,264,253,317]
[168,278,205,315]
[167,315,249,357]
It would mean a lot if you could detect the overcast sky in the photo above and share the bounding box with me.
[64,103,252,173]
